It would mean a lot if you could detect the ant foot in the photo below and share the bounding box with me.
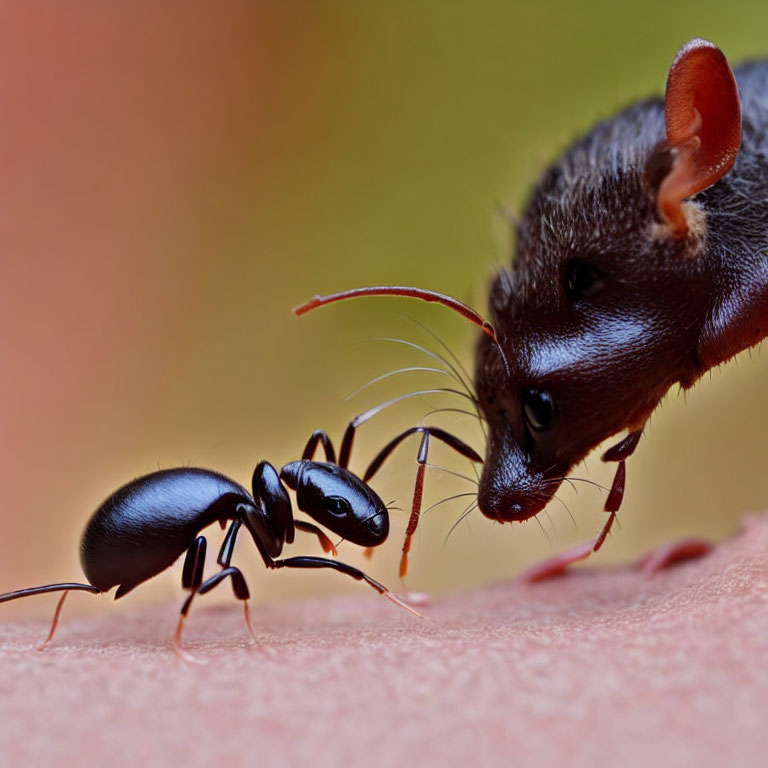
[383,591,423,618]
[171,641,207,666]
[400,591,432,607]
[170,615,207,665]
[243,602,260,644]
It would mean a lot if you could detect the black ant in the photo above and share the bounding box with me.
[0,424,479,654]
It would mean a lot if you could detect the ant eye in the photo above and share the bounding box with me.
[565,259,604,299]
[522,389,556,433]
[327,497,351,517]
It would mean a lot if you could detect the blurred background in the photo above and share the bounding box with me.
[2,1,767,620]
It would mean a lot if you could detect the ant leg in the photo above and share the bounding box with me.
[176,556,256,656]
[217,519,242,567]
[399,431,429,579]
[216,519,270,632]
[0,582,100,604]
[181,536,207,590]
[175,527,258,651]
[211,520,271,638]
[271,556,422,618]
[302,430,337,463]
[294,520,337,556]
[363,426,481,483]
[0,582,101,648]
[196,566,257,642]
[39,591,69,650]
[173,536,207,657]
[362,426,481,579]
[338,422,358,470]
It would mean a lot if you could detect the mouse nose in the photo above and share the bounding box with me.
[477,431,553,522]
[507,503,525,519]
[477,487,546,522]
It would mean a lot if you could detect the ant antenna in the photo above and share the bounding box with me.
[294,285,511,377]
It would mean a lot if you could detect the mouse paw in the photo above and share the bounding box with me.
[518,539,596,583]
[635,537,713,577]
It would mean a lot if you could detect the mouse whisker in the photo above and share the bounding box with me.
[544,476,611,493]
[351,387,477,430]
[444,500,479,546]
[419,406,487,427]
[548,492,577,532]
[401,315,479,400]
[403,318,488,440]
[373,334,487,433]
[374,337,476,400]
[539,476,578,495]
[423,463,479,486]
[345,366,461,401]
[532,512,552,549]
[421,492,478,520]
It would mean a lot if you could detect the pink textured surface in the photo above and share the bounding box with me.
[1,515,767,768]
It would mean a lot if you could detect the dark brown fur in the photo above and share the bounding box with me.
[475,62,768,521]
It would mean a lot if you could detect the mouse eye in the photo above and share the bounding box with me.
[522,389,556,433]
[565,259,604,299]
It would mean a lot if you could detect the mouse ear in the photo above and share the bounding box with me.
[646,38,741,237]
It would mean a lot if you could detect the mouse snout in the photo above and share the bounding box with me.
[477,485,547,523]
[477,431,554,522]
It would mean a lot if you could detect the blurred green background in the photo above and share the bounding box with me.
[2,1,767,619]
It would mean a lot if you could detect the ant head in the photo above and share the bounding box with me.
[280,461,390,547]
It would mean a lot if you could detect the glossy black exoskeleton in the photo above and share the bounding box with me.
[0,429,421,652]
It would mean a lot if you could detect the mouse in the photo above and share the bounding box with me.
[473,37,767,577]
[297,38,768,579]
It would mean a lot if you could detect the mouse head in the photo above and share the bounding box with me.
[475,39,741,522]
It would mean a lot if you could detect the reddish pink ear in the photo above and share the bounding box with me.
[654,39,741,236]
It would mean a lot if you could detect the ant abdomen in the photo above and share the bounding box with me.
[81,467,249,597]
